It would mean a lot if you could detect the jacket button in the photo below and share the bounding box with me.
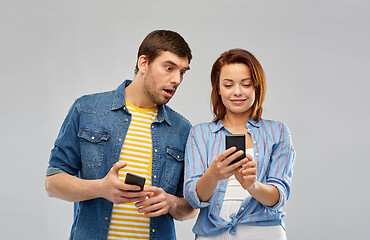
[154,149,157,152]
[152,229,155,232]
[154,175,157,179]
[91,136,95,140]
[105,217,108,220]
[125,118,129,121]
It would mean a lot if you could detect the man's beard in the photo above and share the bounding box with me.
[143,70,171,106]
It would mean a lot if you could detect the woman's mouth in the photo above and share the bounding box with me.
[231,99,246,105]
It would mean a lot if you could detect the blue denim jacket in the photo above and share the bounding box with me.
[47,80,192,240]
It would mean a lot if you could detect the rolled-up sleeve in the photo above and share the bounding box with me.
[266,122,296,210]
[47,100,81,177]
[184,125,211,209]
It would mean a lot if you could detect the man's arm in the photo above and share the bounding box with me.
[135,186,199,221]
[45,162,148,203]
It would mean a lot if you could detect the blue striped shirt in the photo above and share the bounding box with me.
[184,119,296,237]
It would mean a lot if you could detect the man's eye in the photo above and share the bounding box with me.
[165,66,173,71]
[180,71,186,75]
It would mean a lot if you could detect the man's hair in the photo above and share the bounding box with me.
[134,30,192,74]
[210,48,266,122]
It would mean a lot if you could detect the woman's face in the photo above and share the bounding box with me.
[219,63,255,117]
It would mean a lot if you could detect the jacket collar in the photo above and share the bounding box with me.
[112,80,171,125]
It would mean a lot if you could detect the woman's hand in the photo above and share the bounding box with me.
[235,155,257,191]
[196,146,247,202]
[208,146,247,182]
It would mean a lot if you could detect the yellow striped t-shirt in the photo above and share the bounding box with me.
[107,100,158,240]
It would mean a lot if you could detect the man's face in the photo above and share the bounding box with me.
[143,51,190,106]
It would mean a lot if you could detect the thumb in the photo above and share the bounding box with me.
[111,161,127,175]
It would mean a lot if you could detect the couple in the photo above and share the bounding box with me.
[45,30,295,240]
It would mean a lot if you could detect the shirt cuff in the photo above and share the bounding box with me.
[266,182,286,210]
[46,165,68,176]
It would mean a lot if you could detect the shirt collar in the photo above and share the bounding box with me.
[112,79,172,125]
[210,118,261,133]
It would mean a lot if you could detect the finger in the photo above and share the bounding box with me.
[245,160,257,168]
[111,161,127,174]
[116,196,147,204]
[242,168,257,175]
[216,147,237,162]
[117,182,142,192]
[143,186,160,193]
[120,190,147,199]
[144,208,168,218]
[246,154,254,161]
[223,150,244,166]
[138,201,166,213]
[225,154,247,170]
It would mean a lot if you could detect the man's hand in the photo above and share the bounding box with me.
[99,162,148,204]
[135,186,174,217]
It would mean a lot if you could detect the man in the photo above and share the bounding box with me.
[45,30,198,240]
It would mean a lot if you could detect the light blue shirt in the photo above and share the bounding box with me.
[184,119,295,237]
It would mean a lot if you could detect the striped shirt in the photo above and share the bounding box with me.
[108,100,158,240]
[184,119,295,237]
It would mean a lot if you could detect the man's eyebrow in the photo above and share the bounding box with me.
[164,60,190,71]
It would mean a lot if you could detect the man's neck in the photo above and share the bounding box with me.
[125,75,157,109]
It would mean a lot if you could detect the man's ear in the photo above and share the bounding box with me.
[137,55,149,74]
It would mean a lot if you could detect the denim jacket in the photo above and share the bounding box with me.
[47,80,192,240]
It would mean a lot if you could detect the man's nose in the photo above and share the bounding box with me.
[171,72,182,85]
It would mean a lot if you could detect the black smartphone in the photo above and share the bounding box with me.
[124,172,146,192]
[225,134,246,165]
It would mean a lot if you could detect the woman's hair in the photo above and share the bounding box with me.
[211,48,266,122]
[134,30,192,74]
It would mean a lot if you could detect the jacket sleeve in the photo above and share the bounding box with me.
[46,100,81,176]
[183,125,212,209]
[265,122,296,210]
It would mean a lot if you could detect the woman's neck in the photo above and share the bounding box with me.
[222,112,250,134]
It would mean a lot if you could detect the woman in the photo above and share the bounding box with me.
[184,49,295,240]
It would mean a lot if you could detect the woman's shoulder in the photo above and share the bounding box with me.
[191,121,214,132]
[258,118,292,139]
[258,118,288,128]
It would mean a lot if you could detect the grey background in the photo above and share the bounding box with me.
[1,0,369,239]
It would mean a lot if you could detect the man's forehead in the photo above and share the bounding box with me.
[156,51,189,68]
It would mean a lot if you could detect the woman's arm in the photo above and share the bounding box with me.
[196,147,246,202]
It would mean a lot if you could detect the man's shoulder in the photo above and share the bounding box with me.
[162,105,191,129]
[76,89,116,115]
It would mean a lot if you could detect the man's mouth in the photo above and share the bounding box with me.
[163,88,175,98]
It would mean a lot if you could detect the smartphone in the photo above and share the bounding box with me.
[124,172,146,192]
[225,134,246,165]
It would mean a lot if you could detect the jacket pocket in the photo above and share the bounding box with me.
[165,146,184,188]
[78,129,110,169]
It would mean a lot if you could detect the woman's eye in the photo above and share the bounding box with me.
[224,85,232,88]
[243,84,251,87]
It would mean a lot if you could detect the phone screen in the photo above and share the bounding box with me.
[225,134,246,165]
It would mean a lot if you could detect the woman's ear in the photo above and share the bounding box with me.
[137,55,149,74]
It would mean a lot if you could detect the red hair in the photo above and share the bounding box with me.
[210,49,266,122]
